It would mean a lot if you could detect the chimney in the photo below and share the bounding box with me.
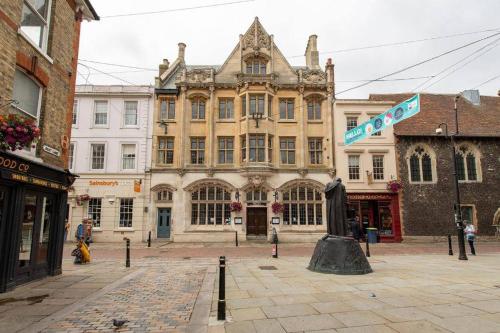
[159,59,169,76]
[178,42,186,60]
[305,35,320,70]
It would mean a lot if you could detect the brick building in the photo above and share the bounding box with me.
[0,0,98,291]
[370,93,500,239]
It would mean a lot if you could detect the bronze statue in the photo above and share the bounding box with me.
[325,177,348,237]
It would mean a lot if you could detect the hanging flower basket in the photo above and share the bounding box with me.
[0,114,41,151]
[272,202,284,214]
[76,194,91,206]
[230,201,242,212]
[387,180,402,193]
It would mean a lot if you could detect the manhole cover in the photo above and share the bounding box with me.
[259,266,277,270]
[183,257,191,260]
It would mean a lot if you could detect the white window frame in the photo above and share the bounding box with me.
[11,69,43,122]
[89,142,107,171]
[119,198,134,228]
[18,0,52,54]
[72,99,78,128]
[120,143,137,171]
[123,100,139,128]
[372,155,385,181]
[348,155,361,181]
[93,100,109,128]
[68,142,76,171]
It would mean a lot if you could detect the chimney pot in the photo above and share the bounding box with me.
[178,43,186,60]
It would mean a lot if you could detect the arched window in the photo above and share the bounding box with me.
[282,186,323,225]
[191,186,231,225]
[455,145,479,181]
[407,145,436,183]
[245,58,267,75]
[157,190,173,202]
[191,98,206,120]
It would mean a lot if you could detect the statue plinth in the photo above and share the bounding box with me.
[308,235,372,275]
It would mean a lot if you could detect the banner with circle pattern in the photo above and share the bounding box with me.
[344,94,420,146]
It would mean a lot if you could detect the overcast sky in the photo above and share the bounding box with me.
[77,0,500,99]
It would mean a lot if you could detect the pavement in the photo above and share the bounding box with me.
[0,241,499,333]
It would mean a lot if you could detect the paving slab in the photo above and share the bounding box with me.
[230,307,267,321]
[336,325,397,333]
[262,303,319,318]
[278,314,345,332]
[333,310,387,327]
[462,299,500,313]
[386,320,450,333]
[252,318,286,333]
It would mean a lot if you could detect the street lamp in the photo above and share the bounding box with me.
[435,95,467,261]
[251,112,263,128]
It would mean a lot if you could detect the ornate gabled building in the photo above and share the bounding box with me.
[149,17,335,242]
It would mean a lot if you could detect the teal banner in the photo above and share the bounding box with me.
[344,94,420,145]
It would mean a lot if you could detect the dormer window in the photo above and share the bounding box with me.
[245,58,267,75]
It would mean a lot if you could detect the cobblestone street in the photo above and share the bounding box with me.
[0,242,500,332]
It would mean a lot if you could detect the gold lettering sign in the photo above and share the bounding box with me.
[348,194,392,201]
[0,156,30,173]
[10,173,67,190]
[89,180,119,186]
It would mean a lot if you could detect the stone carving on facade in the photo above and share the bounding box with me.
[247,175,266,188]
[328,168,336,179]
[186,69,212,83]
[302,70,326,84]
[177,168,186,177]
[297,168,308,178]
[242,20,270,50]
[206,168,215,177]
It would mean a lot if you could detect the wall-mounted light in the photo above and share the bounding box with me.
[251,112,263,128]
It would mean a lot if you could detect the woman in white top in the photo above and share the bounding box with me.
[464,221,476,255]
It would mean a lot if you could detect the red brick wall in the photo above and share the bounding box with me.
[0,0,83,169]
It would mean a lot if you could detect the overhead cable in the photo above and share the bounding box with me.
[335,31,500,96]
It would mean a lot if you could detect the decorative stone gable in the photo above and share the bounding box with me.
[242,17,271,50]
[302,69,327,84]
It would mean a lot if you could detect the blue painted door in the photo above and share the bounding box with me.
[157,208,171,238]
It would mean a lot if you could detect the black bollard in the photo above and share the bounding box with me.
[148,231,151,248]
[235,231,238,247]
[365,238,371,257]
[125,238,130,267]
[272,227,278,258]
[217,256,226,321]
[448,234,453,256]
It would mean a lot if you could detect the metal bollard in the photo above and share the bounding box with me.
[125,238,130,267]
[365,238,370,257]
[272,227,278,258]
[448,234,453,256]
[235,231,238,247]
[148,231,151,248]
[217,256,226,321]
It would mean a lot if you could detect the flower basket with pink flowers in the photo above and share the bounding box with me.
[230,201,242,212]
[387,180,402,193]
[272,202,284,214]
[0,114,41,151]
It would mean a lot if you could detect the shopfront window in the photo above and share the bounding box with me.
[378,202,392,236]
[37,196,53,264]
[348,198,394,237]
[191,186,231,225]
[282,186,322,225]
[19,194,37,268]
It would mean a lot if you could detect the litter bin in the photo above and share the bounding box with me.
[367,228,378,244]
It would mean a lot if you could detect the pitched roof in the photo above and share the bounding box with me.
[369,93,500,137]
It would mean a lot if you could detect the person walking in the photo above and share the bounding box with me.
[464,221,476,255]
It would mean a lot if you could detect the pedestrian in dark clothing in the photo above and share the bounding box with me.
[351,217,362,242]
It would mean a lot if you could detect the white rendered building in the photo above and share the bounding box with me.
[67,85,154,242]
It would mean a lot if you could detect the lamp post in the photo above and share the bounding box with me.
[251,112,263,128]
[435,95,467,261]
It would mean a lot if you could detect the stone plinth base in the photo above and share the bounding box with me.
[308,235,372,275]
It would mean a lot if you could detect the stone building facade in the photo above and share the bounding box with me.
[150,18,336,242]
[68,85,154,243]
[334,99,402,242]
[0,0,97,291]
[370,93,500,238]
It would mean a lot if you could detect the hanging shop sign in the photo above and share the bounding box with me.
[344,94,420,145]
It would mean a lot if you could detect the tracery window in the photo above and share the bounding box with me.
[191,98,206,120]
[246,189,268,205]
[407,145,435,183]
[455,145,479,182]
[191,186,231,225]
[282,186,323,225]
